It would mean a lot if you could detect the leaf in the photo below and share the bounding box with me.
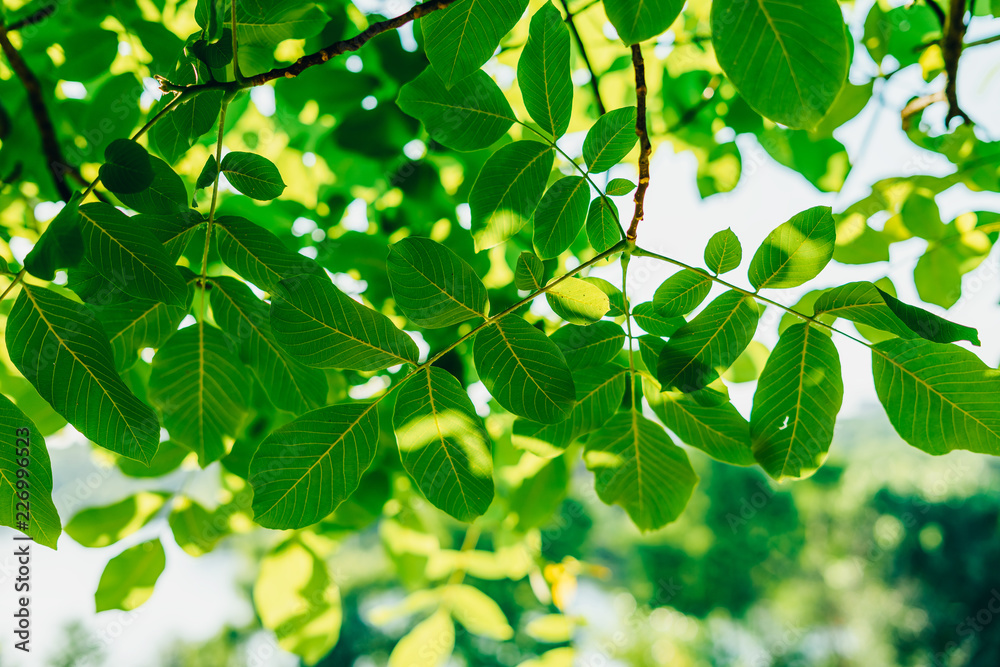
[249,402,379,529]
[657,290,759,392]
[442,585,513,640]
[254,539,342,664]
[750,323,843,480]
[711,0,849,129]
[604,0,685,45]
[583,412,698,531]
[388,609,454,667]
[196,154,218,190]
[704,228,742,274]
[515,251,545,291]
[169,498,225,557]
[116,155,188,215]
[0,394,61,548]
[533,176,590,259]
[210,276,328,414]
[546,277,610,324]
[652,269,712,317]
[632,302,684,337]
[525,614,575,643]
[814,281,980,346]
[95,539,166,612]
[99,139,153,195]
[153,89,226,165]
[143,211,205,261]
[748,206,836,290]
[473,314,576,423]
[470,141,554,251]
[6,284,160,463]
[271,273,419,370]
[220,151,286,200]
[118,440,189,478]
[24,193,84,280]
[509,455,569,528]
[550,321,625,369]
[99,297,190,371]
[423,0,528,88]
[387,237,488,327]
[214,215,322,292]
[394,366,494,521]
[872,338,1000,456]
[518,2,573,137]
[235,0,328,46]
[78,202,189,306]
[644,378,755,466]
[397,68,516,151]
[148,323,251,465]
[582,108,638,174]
[65,492,169,548]
[606,178,636,196]
[586,197,621,253]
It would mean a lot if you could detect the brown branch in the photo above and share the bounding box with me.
[626,44,650,242]
[7,4,56,32]
[558,0,606,116]
[0,20,74,201]
[901,90,946,130]
[161,0,459,94]
[942,0,971,125]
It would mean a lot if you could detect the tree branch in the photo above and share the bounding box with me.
[6,4,56,32]
[626,44,650,242]
[0,20,74,201]
[942,0,971,125]
[558,0,606,116]
[160,0,459,94]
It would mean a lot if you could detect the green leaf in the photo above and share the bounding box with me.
[196,154,218,190]
[24,193,84,281]
[533,176,590,259]
[78,202,189,306]
[6,285,160,463]
[394,366,494,521]
[65,491,169,548]
[144,211,205,261]
[704,228,742,274]
[748,206,836,290]
[210,276,328,414]
[387,237,488,327]
[249,402,379,529]
[518,2,573,137]
[442,585,514,640]
[872,339,1000,456]
[551,321,625,369]
[152,89,225,165]
[423,0,528,88]
[632,302,684,337]
[95,539,166,612]
[254,539,342,664]
[723,340,770,383]
[652,269,712,317]
[169,498,225,557]
[99,297,191,371]
[271,273,419,370]
[508,455,569,529]
[586,197,622,253]
[583,412,698,531]
[220,151,286,200]
[389,609,454,667]
[235,0,328,46]
[604,0,685,45]
[711,0,849,129]
[606,178,636,196]
[215,215,321,292]
[814,281,980,346]
[116,155,188,215]
[515,251,545,291]
[99,139,153,195]
[118,440,189,478]
[470,141,554,251]
[474,314,576,423]
[582,108,637,174]
[149,323,251,465]
[546,277,610,325]
[398,68,515,151]
[750,323,843,480]
[0,394,61,548]
[644,378,755,466]
[657,290,759,392]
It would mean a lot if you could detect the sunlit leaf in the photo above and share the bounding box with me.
[518,2,573,137]
[387,237,488,327]
[515,251,545,291]
[66,492,169,548]
[533,176,590,259]
[95,539,166,612]
[582,108,637,174]
[604,0,685,45]
[215,215,321,293]
[550,321,626,369]
[748,206,836,290]
[652,269,712,317]
[546,277,610,325]
[704,228,742,275]
[220,151,286,200]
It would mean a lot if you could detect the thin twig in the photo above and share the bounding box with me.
[6,4,56,31]
[943,0,971,124]
[0,21,73,201]
[159,0,458,94]
[231,0,242,82]
[0,269,26,302]
[626,44,650,242]
[558,0,606,115]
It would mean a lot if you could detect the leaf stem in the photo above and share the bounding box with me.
[627,44,650,242]
[231,0,242,83]
[620,255,639,415]
[200,99,230,316]
[557,0,606,115]
[0,269,26,302]
[446,522,481,585]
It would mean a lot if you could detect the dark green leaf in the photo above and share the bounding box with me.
[586,197,621,253]
[604,0,685,45]
[99,139,153,195]
[24,194,84,281]
[215,215,321,292]
[518,2,573,137]
[196,154,218,190]
[515,251,545,291]
[632,302,684,337]
[220,151,286,200]
[116,155,188,215]
[550,321,626,369]
[98,297,190,371]
[582,108,637,174]
[387,237,488,327]
[533,176,590,259]
[652,269,712,317]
